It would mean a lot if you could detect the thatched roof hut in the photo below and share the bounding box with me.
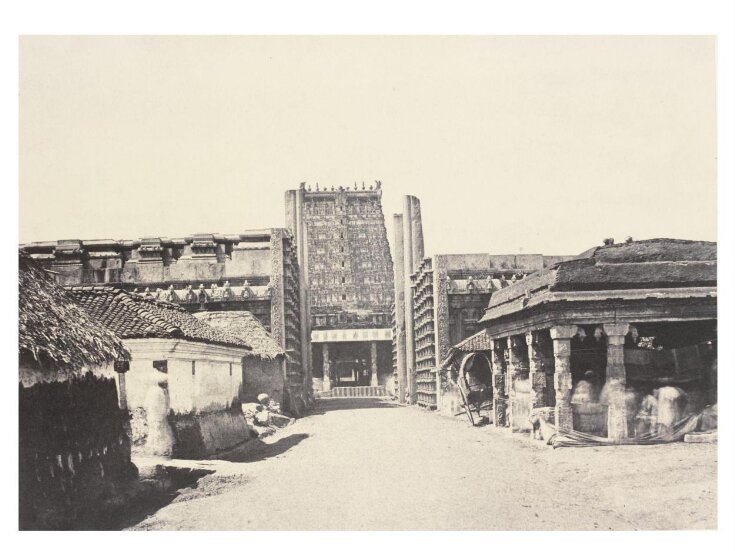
[193,310,284,360]
[18,254,128,385]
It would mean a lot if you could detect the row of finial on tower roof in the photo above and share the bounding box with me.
[299,181,382,192]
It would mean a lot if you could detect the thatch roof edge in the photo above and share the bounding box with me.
[18,255,129,375]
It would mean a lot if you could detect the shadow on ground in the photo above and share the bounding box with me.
[214,433,310,463]
[103,467,214,530]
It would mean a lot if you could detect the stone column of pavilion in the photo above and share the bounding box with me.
[322,343,331,392]
[604,322,630,441]
[392,213,407,403]
[370,342,379,387]
[490,338,508,427]
[507,335,530,432]
[526,331,549,410]
[550,326,576,432]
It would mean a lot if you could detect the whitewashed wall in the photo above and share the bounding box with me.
[120,339,247,415]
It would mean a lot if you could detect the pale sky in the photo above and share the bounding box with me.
[19,36,716,258]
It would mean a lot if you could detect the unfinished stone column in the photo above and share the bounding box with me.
[432,256,450,411]
[370,342,379,387]
[507,335,530,432]
[526,331,548,409]
[603,322,630,442]
[409,197,424,272]
[490,339,508,428]
[402,195,424,404]
[550,326,577,432]
[392,213,407,403]
[322,343,331,392]
[284,187,312,398]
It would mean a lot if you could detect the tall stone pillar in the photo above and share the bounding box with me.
[507,335,530,432]
[490,339,508,428]
[603,323,629,442]
[392,213,407,403]
[526,331,548,410]
[432,257,450,411]
[370,342,379,387]
[402,197,416,404]
[285,187,312,398]
[400,195,425,405]
[409,197,424,271]
[322,343,331,392]
[550,326,577,432]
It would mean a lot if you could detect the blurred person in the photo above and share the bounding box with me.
[655,381,686,437]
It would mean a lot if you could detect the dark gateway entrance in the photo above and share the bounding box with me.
[312,340,393,388]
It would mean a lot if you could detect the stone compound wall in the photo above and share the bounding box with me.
[20,232,279,288]
[242,357,286,405]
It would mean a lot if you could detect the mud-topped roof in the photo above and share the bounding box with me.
[480,239,717,323]
[193,311,284,360]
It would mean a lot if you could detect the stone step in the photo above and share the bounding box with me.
[316,386,386,398]
[684,431,717,443]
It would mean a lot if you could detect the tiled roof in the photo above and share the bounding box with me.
[68,287,252,350]
[440,330,492,370]
[453,330,492,353]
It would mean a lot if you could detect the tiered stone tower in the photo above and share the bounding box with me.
[286,182,395,392]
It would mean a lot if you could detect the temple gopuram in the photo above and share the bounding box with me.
[286,182,395,394]
[407,252,573,409]
[19,229,309,406]
[390,194,573,407]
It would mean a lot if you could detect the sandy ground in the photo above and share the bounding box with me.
[127,397,717,531]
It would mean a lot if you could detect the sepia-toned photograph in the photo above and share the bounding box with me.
[8,5,734,540]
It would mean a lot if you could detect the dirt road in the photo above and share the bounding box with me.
[129,398,716,530]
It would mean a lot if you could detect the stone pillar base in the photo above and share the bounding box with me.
[555,404,573,432]
[493,398,508,428]
[608,405,628,441]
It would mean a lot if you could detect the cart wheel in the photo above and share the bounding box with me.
[458,384,475,426]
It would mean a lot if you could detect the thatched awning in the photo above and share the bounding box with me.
[440,329,492,370]
[19,255,128,378]
[193,311,284,360]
